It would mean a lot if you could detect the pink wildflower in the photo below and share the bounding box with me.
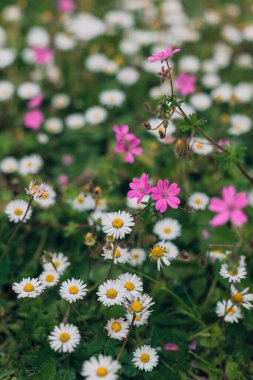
[24,109,44,130]
[33,47,53,65]
[209,186,249,228]
[164,343,180,351]
[147,46,181,62]
[127,173,152,203]
[57,0,76,12]
[217,139,231,152]
[151,179,181,213]
[57,174,69,186]
[115,134,142,163]
[27,94,44,109]
[175,73,196,96]
[113,125,131,140]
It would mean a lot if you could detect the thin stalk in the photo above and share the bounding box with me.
[116,314,135,361]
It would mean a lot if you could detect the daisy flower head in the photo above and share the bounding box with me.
[188,192,210,210]
[5,199,32,223]
[220,263,247,283]
[97,279,125,307]
[118,273,143,297]
[102,244,131,264]
[43,252,70,274]
[127,173,152,204]
[125,293,154,316]
[33,184,56,207]
[216,300,242,323]
[153,218,181,240]
[105,317,129,340]
[49,323,80,353]
[18,154,43,175]
[0,156,18,174]
[132,345,159,372]
[81,355,121,380]
[126,310,151,327]
[39,270,60,287]
[101,211,135,240]
[147,46,181,62]
[209,249,228,262]
[150,241,178,270]
[26,180,47,200]
[12,277,45,298]
[151,179,181,213]
[127,195,149,210]
[231,286,253,309]
[72,193,96,211]
[60,278,88,303]
[129,248,146,267]
[192,138,213,155]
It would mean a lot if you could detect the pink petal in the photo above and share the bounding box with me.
[209,198,226,212]
[230,210,248,227]
[156,199,167,213]
[235,193,249,208]
[222,186,236,203]
[209,212,230,227]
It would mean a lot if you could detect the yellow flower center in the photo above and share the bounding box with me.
[59,332,70,342]
[135,315,141,321]
[113,248,121,258]
[131,301,143,313]
[213,250,222,255]
[133,253,139,259]
[45,274,55,283]
[23,283,34,292]
[69,285,79,294]
[164,227,172,234]
[231,293,243,304]
[196,142,203,149]
[97,199,103,206]
[106,289,117,299]
[140,353,150,363]
[14,208,23,216]
[194,199,202,204]
[77,196,84,204]
[41,192,48,199]
[111,322,121,332]
[125,281,135,291]
[151,246,164,258]
[112,218,123,228]
[96,367,108,377]
[229,270,238,276]
[226,307,235,314]
[53,261,60,268]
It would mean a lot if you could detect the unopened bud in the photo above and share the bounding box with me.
[84,232,96,246]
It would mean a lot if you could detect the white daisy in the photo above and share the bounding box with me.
[39,270,60,287]
[150,241,179,270]
[118,273,143,297]
[231,286,253,309]
[44,117,63,134]
[49,323,81,353]
[124,293,154,316]
[192,138,213,155]
[72,193,95,211]
[96,197,107,210]
[215,300,242,323]
[51,93,70,109]
[220,263,247,283]
[19,154,43,175]
[34,184,56,207]
[153,218,181,240]
[0,80,15,101]
[228,114,252,136]
[101,211,135,240]
[65,113,85,130]
[17,81,40,99]
[126,310,151,327]
[99,89,125,108]
[88,210,107,227]
[116,67,140,86]
[60,278,88,303]
[97,280,125,307]
[102,244,131,264]
[5,199,32,223]
[126,195,149,209]
[190,93,212,111]
[81,355,121,380]
[43,252,70,274]
[132,345,159,372]
[105,318,129,341]
[85,106,108,125]
[0,156,18,173]
[209,249,228,261]
[12,277,45,298]
[188,192,210,210]
[129,248,146,267]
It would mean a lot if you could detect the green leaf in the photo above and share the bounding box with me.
[33,360,56,380]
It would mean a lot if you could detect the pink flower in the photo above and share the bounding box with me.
[33,47,53,65]
[175,73,196,96]
[57,0,76,12]
[115,134,142,163]
[147,46,181,62]
[127,173,152,203]
[151,179,181,213]
[113,125,131,140]
[62,154,74,165]
[57,174,69,186]
[202,230,210,240]
[27,94,44,109]
[164,343,180,351]
[24,110,44,130]
[217,139,231,152]
[209,186,249,228]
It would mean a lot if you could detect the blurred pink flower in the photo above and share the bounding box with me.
[24,110,44,130]
[115,134,142,163]
[58,174,69,185]
[113,125,131,140]
[164,343,180,351]
[147,46,181,62]
[127,173,152,203]
[27,94,44,109]
[175,73,196,96]
[33,47,53,65]
[209,186,249,227]
[57,0,75,12]
[202,230,210,240]
[62,154,74,165]
[151,179,181,213]
[217,139,231,152]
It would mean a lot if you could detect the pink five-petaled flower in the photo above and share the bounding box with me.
[175,73,196,96]
[127,173,152,203]
[113,125,131,140]
[24,109,44,130]
[151,179,181,213]
[33,47,53,65]
[57,0,76,12]
[115,134,142,164]
[209,186,249,228]
[27,94,44,109]
[147,46,181,63]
